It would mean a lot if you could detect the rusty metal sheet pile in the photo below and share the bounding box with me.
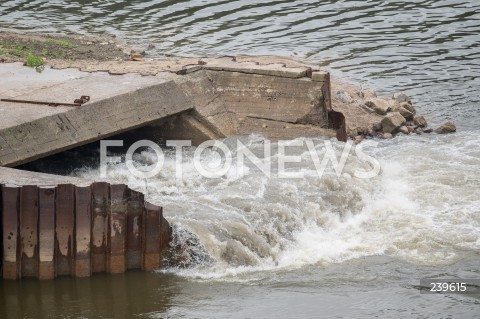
[0,183,171,280]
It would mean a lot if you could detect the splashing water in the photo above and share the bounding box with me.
[72,133,480,280]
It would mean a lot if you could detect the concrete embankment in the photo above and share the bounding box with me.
[0,57,336,167]
[0,55,337,279]
[0,49,439,280]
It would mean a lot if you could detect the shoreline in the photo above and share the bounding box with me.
[0,30,455,142]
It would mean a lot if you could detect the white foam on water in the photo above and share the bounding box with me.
[73,132,480,280]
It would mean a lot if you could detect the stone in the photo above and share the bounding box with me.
[407,126,415,133]
[360,104,375,113]
[337,90,354,103]
[381,112,406,133]
[414,116,427,127]
[130,48,146,56]
[434,121,456,134]
[397,106,414,121]
[399,102,416,115]
[354,135,363,144]
[365,98,391,115]
[130,48,146,61]
[393,92,411,104]
[423,128,433,134]
[372,122,383,131]
[383,133,393,139]
[399,126,409,135]
[130,53,144,61]
[361,90,377,100]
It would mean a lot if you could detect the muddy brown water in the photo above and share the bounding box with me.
[1,1,480,318]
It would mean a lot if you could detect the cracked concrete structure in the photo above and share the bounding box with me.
[0,57,340,167]
[0,56,345,279]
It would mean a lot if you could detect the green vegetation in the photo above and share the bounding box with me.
[0,36,77,69]
[45,38,73,47]
[25,54,45,73]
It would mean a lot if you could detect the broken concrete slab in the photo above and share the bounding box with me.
[2,54,435,165]
[0,64,194,167]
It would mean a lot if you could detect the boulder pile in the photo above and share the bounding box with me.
[330,80,456,144]
[365,93,456,141]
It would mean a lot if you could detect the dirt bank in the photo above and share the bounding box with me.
[0,31,127,67]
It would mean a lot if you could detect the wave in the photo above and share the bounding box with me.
[73,132,480,280]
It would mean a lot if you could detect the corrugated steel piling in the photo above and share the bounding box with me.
[0,183,171,280]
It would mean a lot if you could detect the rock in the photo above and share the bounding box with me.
[423,128,433,134]
[414,116,427,127]
[147,44,156,50]
[381,112,406,134]
[354,135,363,144]
[392,101,415,113]
[393,92,411,105]
[337,90,354,103]
[399,126,410,135]
[130,53,144,61]
[383,133,393,139]
[400,102,416,115]
[130,48,146,61]
[361,90,377,100]
[360,104,375,113]
[365,98,391,115]
[407,126,415,133]
[130,48,146,56]
[397,106,414,121]
[372,122,383,131]
[434,121,456,134]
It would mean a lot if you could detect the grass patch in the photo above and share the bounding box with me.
[45,38,74,48]
[25,54,45,73]
[0,36,72,61]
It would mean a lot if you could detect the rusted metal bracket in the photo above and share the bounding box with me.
[1,95,90,107]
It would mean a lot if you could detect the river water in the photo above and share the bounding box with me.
[1,1,480,318]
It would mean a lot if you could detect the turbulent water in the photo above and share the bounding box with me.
[1,1,480,318]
